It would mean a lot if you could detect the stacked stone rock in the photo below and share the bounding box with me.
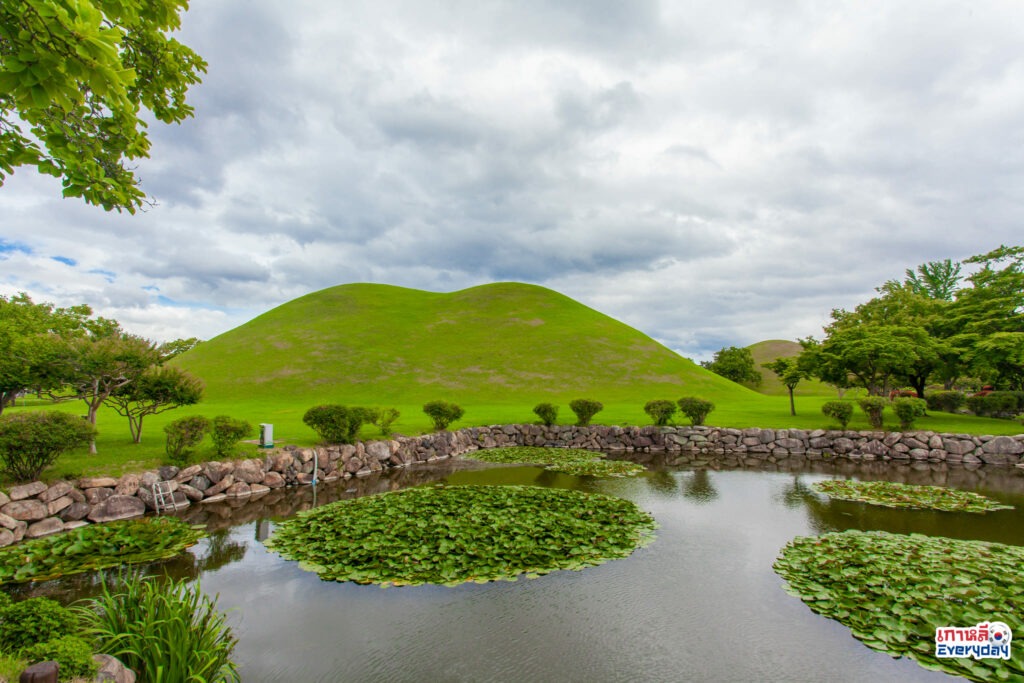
[1,425,1021,548]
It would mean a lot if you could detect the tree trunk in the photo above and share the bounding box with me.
[788,387,796,416]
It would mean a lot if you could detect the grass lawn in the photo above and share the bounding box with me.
[5,393,1020,486]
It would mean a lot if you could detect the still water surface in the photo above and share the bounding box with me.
[19,454,1024,682]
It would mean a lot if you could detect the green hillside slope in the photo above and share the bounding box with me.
[748,339,839,397]
[177,282,756,406]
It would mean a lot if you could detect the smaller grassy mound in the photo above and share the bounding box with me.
[0,517,205,584]
[813,480,1013,513]
[265,485,657,587]
[775,530,1024,682]
[465,447,646,477]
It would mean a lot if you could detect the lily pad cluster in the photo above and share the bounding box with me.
[812,479,1013,513]
[774,530,1024,682]
[265,484,657,587]
[0,517,205,584]
[467,446,645,477]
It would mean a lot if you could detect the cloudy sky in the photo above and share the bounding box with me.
[2,1,1022,360]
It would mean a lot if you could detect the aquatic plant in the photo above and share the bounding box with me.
[265,484,657,587]
[0,517,205,584]
[812,480,1013,513]
[467,446,645,477]
[77,572,239,683]
[774,530,1024,682]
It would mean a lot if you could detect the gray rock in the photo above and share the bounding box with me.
[38,481,73,503]
[205,474,235,497]
[60,502,91,521]
[9,481,47,501]
[26,517,64,538]
[0,491,8,506]
[88,495,146,523]
[190,474,212,491]
[175,464,203,482]
[0,528,13,547]
[204,461,233,484]
[84,487,114,505]
[226,482,252,498]
[199,494,227,504]
[1,499,48,521]
[115,473,141,496]
[179,484,204,502]
[95,653,136,683]
[366,441,392,462]
[46,495,73,516]
[158,465,180,480]
[0,512,18,530]
[982,436,1024,455]
[263,471,285,488]
[12,521,26,542]
[234,459,265,484]
[79,476,118,489]
[140,471,160,488]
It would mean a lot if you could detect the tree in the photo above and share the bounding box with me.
[968,332,1024,390]
[0,411,95,481]
[105,365,203,443]
[0,0,207,212]
[0,293,98,414]
[763,357,805,416]
[700,346,761,385]
[52,332,160,453]
[159,337,202,360]
[903,259,962,300]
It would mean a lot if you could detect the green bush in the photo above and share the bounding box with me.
[858,397,887,429]
[422,401,464,431]
[211,416,252,457]
[677,397,714,426]
[966,392,1020,418]
[0,597,77,654]
[643,400,677,426]
[164,415,210,465]
[821,401,854,429]
[302,405,366,444]
[77,573,238,682]
[532,403,559,426]
[925,390,965,413]
[0,411,95,481]
[568,399,603,426]
[370,407,401,436]
[21,636,98,682]
[892,397,927,430]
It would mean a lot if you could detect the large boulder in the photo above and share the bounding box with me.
[8,481,47,501]
[234,459,266,484]
[79,476,118,489]
[115,473,141,496]
[26,517,64,538]
[87,495,146,523]
[1,499,48,522]
[38,481,73,503]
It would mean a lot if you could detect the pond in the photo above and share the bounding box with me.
[13,453,1024,682]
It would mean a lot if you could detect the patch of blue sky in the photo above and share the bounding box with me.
[88,269,117,282]
[0,239,32,255]
[51,255,77,266]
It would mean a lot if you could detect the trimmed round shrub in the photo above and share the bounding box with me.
[303,405,366,444]
[568,399,603,426]
[164,415,210,465]
[532,403,559,426]
[211,416,252,457]
[925,390,965,413]
[0,411,95,481]
[821,401,854,429]
[643,400,677,426]
[21,636,98,681]
[422,401,464,431]
[0,597,77,654]
[967,391,1021,419]
[891,397,927,430]
[857,397,887,429]
[677,397,714,426]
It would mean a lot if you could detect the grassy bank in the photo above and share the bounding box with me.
[5,394,1020,485]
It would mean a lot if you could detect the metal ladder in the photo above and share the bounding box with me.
[152,481,176,513]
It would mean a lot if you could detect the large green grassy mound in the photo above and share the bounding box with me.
[176,282,752,406]
[748,339,844,397]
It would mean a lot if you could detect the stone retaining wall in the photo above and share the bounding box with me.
[2,425,1021,548]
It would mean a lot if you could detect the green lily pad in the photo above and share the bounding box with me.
[466,446,646,477]
[0,517,205,584]
[775,530,1024,682]
[812,480,1013,513]
[265,484,657,587]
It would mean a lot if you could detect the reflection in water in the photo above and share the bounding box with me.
[681,469,718,503]
[8,451,1024,682]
